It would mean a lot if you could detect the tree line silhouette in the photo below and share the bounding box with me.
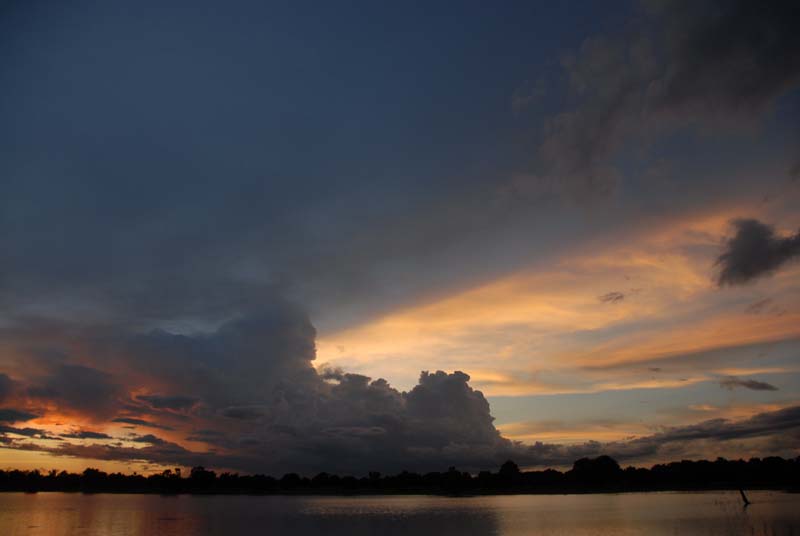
[1,456,798,494]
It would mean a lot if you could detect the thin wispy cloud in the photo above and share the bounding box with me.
[720,377,779,392]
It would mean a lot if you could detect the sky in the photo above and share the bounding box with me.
[0,0,799,475]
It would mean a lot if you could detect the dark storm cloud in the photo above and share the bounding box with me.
[99,300,319,411]
[0,373,14,402]
[92,310,514,471]
[512,405,800,467]
[0,409,38,423]
[636,405,800,445]
[719,377,779,391]
[531,0,800,197]
[0,301,514,472]
[651,0,800,118]
[60,430,112,440]
[136,394,199,411]
[129,434,168,446]
[0,425,57,440]
[243,367,511,473]
[405,371,502,448]
[6,308,800,472]
[716,219,800,286]
[10,439,212,468]
[111,418,174,431]
[27,364,123,421]
[221,407,268,420]
[185,429,225,442]
[1,297,796,473]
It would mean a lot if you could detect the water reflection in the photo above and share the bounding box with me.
[0,491,797,535]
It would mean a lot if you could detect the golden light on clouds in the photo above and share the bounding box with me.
[498,420,648,444]
[0,447,177,475]
[317,208,800,396]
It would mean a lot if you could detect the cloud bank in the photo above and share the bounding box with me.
[1,300,798,473]
[0,302,512,473]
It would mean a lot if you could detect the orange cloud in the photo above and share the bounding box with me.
[317,207,800,396]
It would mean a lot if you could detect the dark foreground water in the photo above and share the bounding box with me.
[0,491,798,535]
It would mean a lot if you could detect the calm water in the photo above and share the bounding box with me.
[0,491,798,535]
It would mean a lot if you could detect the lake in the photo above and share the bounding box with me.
[0,491,798,535]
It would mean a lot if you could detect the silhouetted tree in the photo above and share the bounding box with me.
[569,455,622,488]
[0,455,798,495]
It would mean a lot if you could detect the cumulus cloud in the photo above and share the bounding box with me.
[101,301,319,411]
[0,303,518,473]
[3,370,514,473]
[719,377,779,391]
[716,219,800,286]
[1,294,797,474]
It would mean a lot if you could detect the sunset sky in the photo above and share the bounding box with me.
[1,0,799,475]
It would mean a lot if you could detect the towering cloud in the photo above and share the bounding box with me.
[1,299,799,473]
[0,301,516,473]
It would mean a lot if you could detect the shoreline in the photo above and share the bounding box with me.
[2,487,796,497]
